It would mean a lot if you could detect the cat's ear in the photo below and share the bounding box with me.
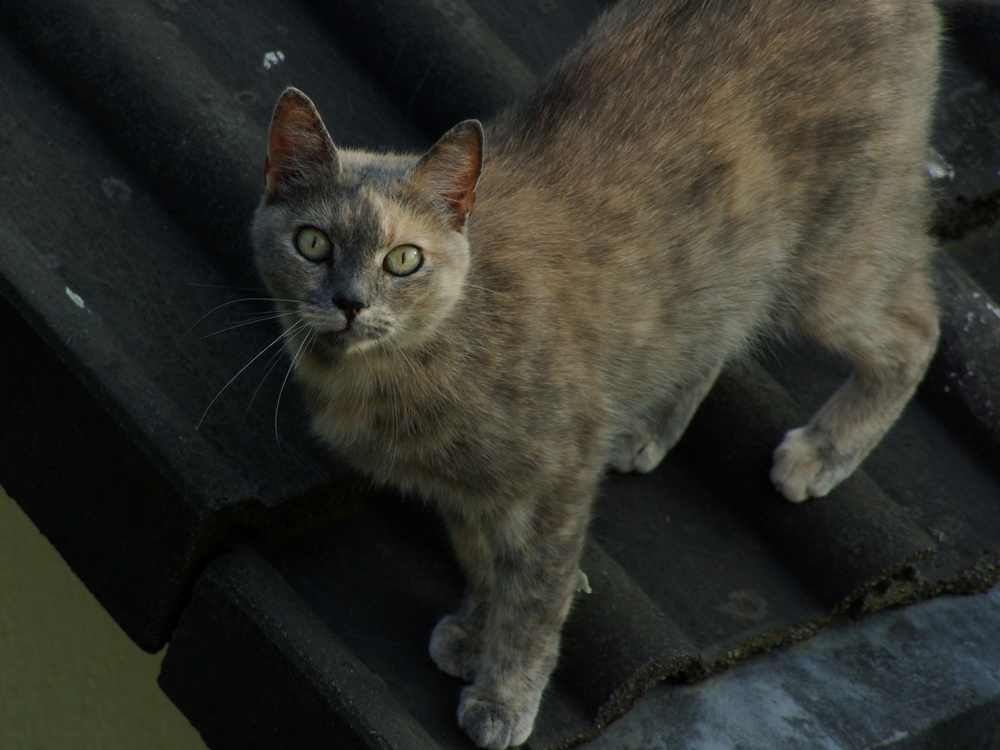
[409,120,483,230]
[264,87,340,198]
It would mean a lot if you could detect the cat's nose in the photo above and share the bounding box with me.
[333,297,367,321]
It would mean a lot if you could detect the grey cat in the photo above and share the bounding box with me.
[251,0,941,746]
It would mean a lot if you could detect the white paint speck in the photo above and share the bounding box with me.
[101,176,132,202]
[987,301,1000,321]
[881,730,910,743]
[263,50,285,70]
[65,286,86,310]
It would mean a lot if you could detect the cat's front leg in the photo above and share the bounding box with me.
[457,563,580,750]
[447,494,590,750]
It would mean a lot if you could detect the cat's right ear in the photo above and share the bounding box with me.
[264,87,340,199]
[409,120,484,230]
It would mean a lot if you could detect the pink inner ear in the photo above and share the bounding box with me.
[440,166,477,221]
[264,92,334,194]
[412,121,483,229]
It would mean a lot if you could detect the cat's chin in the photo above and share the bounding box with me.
[316,328,381,355]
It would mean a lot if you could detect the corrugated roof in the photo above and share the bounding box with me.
[1,0,998,748]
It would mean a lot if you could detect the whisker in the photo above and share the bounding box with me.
[245,340,292,422]
[185,296,303,336]
[196,319,307,432]
[185,282,270,293]
[465,282,509,297]
[197,311,295,341]
[273,328,314,448]
[232,308,295,321]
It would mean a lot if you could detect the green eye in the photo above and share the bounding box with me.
[384,244,424,277]
[295,227,332,262]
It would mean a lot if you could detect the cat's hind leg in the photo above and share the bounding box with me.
[772,235,939,502]
[610,362,723,473]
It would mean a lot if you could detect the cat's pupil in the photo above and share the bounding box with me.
[295,226,332,262]
[384,244,424,276]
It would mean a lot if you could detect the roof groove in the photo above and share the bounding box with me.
[680,365,937,603]
[301,0,537,137]
[2,1,999,747]
[928,253,1000,452]
[0,0,263,275]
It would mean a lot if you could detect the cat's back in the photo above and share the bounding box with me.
[472,0,940,306]
[464,0,940,417]
[489,0,939,153]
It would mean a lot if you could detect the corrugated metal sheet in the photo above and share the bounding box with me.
[1,0,998,747]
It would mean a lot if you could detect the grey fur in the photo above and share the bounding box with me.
[251,1,942,746]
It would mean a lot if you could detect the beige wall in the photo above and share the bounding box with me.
[0,485,206,749]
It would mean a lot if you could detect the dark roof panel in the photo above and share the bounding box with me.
[2,0,999,747]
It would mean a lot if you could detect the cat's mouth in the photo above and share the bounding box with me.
[320,327,358,348]
[293,303,393,355]
[312,321,385,354]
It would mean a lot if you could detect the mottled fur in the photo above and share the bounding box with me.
[251,0,941,746]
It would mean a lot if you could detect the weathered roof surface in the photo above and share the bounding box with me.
[1,0,999,748]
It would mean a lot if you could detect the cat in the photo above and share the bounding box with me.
[250,0,941,746]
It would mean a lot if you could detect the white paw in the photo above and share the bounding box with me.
[430,615,480,682]
[610,437,669,474]
[770,428,844,502]
[458,686,536,750]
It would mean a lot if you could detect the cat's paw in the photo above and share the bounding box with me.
[609,434,669,474]
[771,427,852,502]
[458,685,535,750]
[429,614,481,682]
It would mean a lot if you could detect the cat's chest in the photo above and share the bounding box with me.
[299,355,451,454]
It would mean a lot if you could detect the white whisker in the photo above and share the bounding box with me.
[244,340,295,422]
[196,311,295,341]
[196,319,307,432]
[185,296,302,336]
[273,327,314,448]
[185,282,270,293]
[465,282,509,297]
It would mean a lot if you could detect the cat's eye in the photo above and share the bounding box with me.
[295,227,332,262]
[384,244,424,277]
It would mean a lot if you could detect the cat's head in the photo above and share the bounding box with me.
[251,87,482,357]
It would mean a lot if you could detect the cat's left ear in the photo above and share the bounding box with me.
[409,120,483,230]
[264,87,340,199]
